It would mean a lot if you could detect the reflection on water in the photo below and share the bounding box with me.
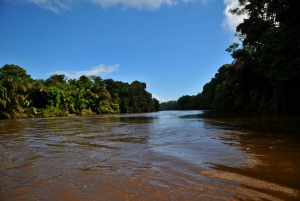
[0,111,300,200]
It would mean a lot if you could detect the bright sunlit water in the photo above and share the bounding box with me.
[0,110,299,200]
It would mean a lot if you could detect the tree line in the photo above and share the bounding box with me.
[0,64,161,118]
[165,0,300,113]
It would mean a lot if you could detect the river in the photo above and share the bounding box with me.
[0,110,299,200]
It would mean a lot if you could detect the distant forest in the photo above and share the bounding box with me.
[162,0,300,113]
[0,64,160,118]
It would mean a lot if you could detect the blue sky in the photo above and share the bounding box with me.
[0,0,244,102]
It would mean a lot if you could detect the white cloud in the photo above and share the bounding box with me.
[90,0,177,10]
[152,94,172,103]
[21,0,210,12]
[49,64,119,79]
[221,0,247,32]
[152,94,165,102]
[27,0,71,13]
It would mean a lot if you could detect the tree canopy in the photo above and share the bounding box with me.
[0,64,160,118]
[167,0,300,113]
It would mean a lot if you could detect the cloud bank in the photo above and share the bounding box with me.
[49,64,119,79]
[222,0,247,32]
[21,0,210,12]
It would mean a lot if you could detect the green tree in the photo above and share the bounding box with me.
[45,74,67,88]
[129,81,145,112]
[160,100,178,110]
[228,0,300,112]
[152,98,161,111]
[0,64,32,118]
[177,95,196,110]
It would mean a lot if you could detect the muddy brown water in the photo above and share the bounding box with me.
[0,110,299,201]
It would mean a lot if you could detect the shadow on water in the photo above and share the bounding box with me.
[198,110,300,134]
[196,110,300,191]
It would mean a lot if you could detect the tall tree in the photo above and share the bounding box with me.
[0,65,32,118]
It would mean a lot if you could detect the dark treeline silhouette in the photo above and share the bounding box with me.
[0,64,160,118]
[168,0,300,113]
[160,100,178,110]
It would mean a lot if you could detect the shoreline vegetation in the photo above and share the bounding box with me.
[1,1,300,118]
[0,64,161,119]
[162,0,300,113]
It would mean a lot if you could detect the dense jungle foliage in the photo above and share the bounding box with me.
[173,0,300,112]
[0,64,161,118]
[160,100,178,110]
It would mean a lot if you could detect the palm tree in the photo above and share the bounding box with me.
[0,77,26,118]
[0,65,32,118]
[0,85,8,116]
